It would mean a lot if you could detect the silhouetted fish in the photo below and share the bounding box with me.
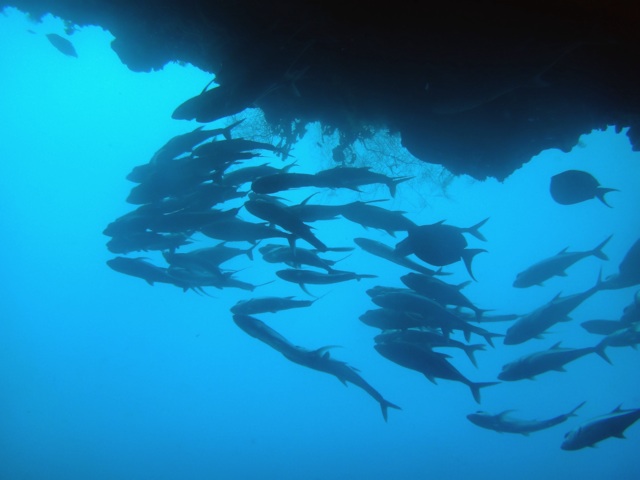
[46,33,77,57]
[550,170,618,207]
[561,405,640,450]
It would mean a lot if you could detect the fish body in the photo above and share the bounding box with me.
[244,198,327,251]
[233,314,400,421]
[251,172,318,194]
[561,406,640,450]
[513,235,611,287]
[504,277,602,345]
[200,218,293,245]
[550,169,618,206]
[498,341,610,381]
[467,402,585,435]
[401,272,486,317]
[359,308,426,330]
[46,33,77,57]
[259,243,345,271]
[602,238,640,290]
[276,268,376,295]
[231,296,316,314]
[374,340,497,403]
[340,201,416,236]
[395,219,488,280]
[313,166,412,197]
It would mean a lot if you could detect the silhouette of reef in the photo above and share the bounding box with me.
[5,0,640,179]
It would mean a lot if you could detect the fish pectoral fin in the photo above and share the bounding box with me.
[424,375,438,385]
[558,271,568,276]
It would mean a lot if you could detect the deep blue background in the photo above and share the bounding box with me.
[1,8,639,479]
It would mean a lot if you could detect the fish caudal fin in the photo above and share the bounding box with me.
[594,339,612,364]
[463,344,486,368]
[591,234,613,260]
[388,176,414,198]
[380,399,402,422]
[595,187,619,208]
[462,249,487,281]
[469,381,500,404]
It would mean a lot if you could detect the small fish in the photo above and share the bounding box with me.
[46,33,77,57]
[550,170,618,207]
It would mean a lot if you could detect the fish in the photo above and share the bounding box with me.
[504,273,603,345]
[313,166,413,198]
[371,291,502,346]
[230,296,318,315]
[106,232,192,254]
[498,340,611,381]
[375,329,486,367]
[600,323,640,349]
[259,243,351,271]
[200,217,295,246]
[276,268,377,296]
[550,169,618,207]
[561,405,640,450]
[339,201,416,236]
[232,314,401,421]
[106,256,194,291]
[513,235,612,287]
[359,308,427,330]
[400,272,489,318]
[467,401,586,435]
[244,198,327,251]
[46,33,77,57]
[163,242,255,269]
[251,172,319,194]
[354,237,445,276]
[395,218,489,281]
[374,340,498,403]
[220,160,297,186]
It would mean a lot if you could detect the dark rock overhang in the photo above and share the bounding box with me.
[4,0,640,180]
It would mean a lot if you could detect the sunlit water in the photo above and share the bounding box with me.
[1,8,639,480]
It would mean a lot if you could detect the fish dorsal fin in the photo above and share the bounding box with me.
[457,280,472,290]
[498,410,516,419]
[558,246,569,255]
[299,192,320,206]
[551,341,563,349]
[314,345,341,358]
[612,404,624,413]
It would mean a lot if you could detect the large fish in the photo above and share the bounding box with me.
[313,166,413,197]
[251,172,319,194]
[561,405,640,450]
[498,340,610,381]
[504,274,603,345]
[232,314,401,421]
[276,268,377,296]
[230,296,318,315]
[244,198,327,251]
[259,243,351,271]
[220,160,297,187]
[395,219,488,280]
[467,401,585,435]
[400,272,488,318]
[339,201,416,236]
[513,235,612,288]
[374,340,498,403]
[550,169,618,207]
[375,330,486,367]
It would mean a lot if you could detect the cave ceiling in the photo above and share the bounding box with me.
[5,0,640,179]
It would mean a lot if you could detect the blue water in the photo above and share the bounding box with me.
[1,8,639,480]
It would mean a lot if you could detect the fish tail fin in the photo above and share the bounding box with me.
[388,176,413,198]
[594,339,612,365]
[464,344,487,368]
[461,249,487,281]
[595,187,618,208]
[482,331,504,348]
[465,217,490,241]
[221,119,243,140]
[569,401,587,417]
[470,381,500,404]
[380,399,402,422]
[245,243,257,261]
[591,234,613,260]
